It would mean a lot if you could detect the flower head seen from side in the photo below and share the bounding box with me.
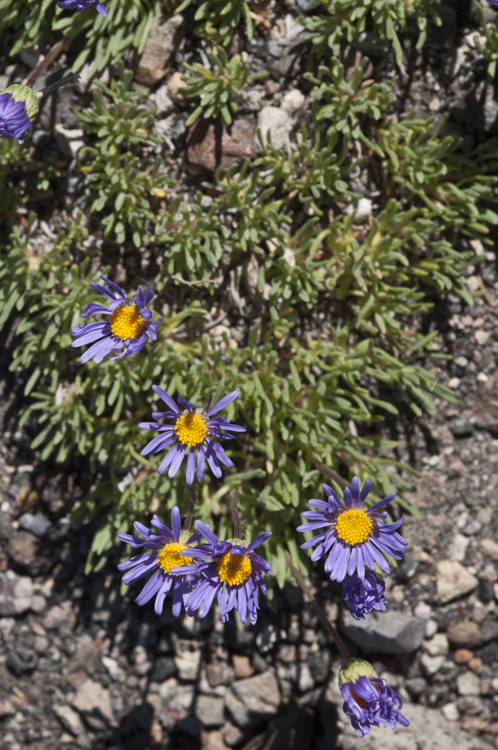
[0,85,38,144]
[172,521,272,624]
[339,658,409,738]
[139,388,246,485]
[71,274,158,364]
[57,0,107,16]
[296,476,407,582]
[117,507,202,616]
[342,571,387,621]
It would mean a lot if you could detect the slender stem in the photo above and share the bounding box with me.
[285,552,351,663]
[230,490,242,539]
[182,487,197,532]
[315,463,348,492]
[25,37,71,89]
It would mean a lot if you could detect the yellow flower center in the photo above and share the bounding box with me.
[157,542,193,573]
[216,550,252,586]
[335,509,372,546]
[175,413,208,447]
[109,304,144,340]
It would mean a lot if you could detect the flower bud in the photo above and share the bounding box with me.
[3,85,39,122]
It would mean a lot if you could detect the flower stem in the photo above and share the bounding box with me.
[25,37,72,89]
[182,487,197,531]
[230,490,242,539]
[315,463,348,492]
[284,552,351,663]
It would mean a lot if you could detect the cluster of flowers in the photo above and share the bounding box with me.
[68,275,410,738]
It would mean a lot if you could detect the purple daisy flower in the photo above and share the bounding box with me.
[117,507,202,616]
[139,388,245,485]
[339,659,409,738]
[57,0,107,16]
[296,476,407,583]
[0,92,32,144]
[71,274,158,364]
[342,571,387,621]
[172,521,271,624]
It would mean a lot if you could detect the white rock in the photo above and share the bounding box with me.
[346,197,372,224]
[457,671,480,696]
[448,377,461,389]
[281,88,305,115]
[475,329,491,345]
[413,602,431,620]
[298,663,314,692]
[481,538,498,561]
[101,656,122,680]
[436,560,478,603]
[0,571,33,616]
[425,619,438,639]
[422,633,449,657]
[420,654,445,676]
[155,86,175,114]
[53,705,84,736]
[174,647,201,681]
[0,617,15,640]
[283,247,296,267]
[449,533,470,563]
[442,702,460,722]
[72,679,115,728]
[257,107,292,151]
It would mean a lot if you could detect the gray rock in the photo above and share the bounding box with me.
[159,679,195,731]
[422,633,449,657]
[72,679,115,729]
[447,620,481,649]
[151,655,176,682]
[174,644,201,681]
[155,86,174,115]
[257,107,292,151]
[340,610,426,654]
[481,538,498,560]
[405,677,426,699]
[0,570,33,616]
[450,417,474,438]
[345,197,372,224]
[436,560,478,603]
[420,653,445,677]
[18,512,53,538]
[225,668,281,729]
[461,518,482,537]
[42,605,65,630]
[136,15,184,86]
[298,662,314,693]
[53,705,84,736]
[0,617,15,640]
[195,695,224,728]
[457,671,480,696]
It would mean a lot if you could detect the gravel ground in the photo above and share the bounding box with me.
[3,1,498,748]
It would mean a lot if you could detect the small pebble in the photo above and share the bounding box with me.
[454,649,473,664]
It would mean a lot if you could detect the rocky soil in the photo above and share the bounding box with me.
[3,0,498,748]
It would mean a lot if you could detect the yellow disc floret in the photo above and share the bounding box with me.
[157,542,193,573]
[175,413,208,447]
[109,304,144,340]
[216,550,252,586]
[335,509,372,546]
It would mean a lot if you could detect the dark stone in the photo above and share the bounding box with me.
[6,648,38,676]
[18,512,53,538]
[426,6,457,50]
[480,620,498,644]
[475,641,498,665]
[405,678,427,700]
[340,610,426,654]
[240,701,316,750]
[245,37,269,58]
[151,656,176,683]
[307,650,331,684]
[478,579,494,602]
[396,554,418,582]
[450,417,474,438]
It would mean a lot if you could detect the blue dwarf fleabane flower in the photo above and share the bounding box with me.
[342,571,387,620]
[0,85,39,144]
[339,658,409,738]
[296,476,407,582]
[139,388,245,485]
[58,0,107,16]
[117,507,202,616]
[71,274,158,364]
[172,521,271,624]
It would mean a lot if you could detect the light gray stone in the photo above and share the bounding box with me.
[18,511,53,538]
[136,15,184,86]
[195,695,224,728]
[420,653,445,677]
[436,560,478,603]
[281,88,305,115]
[457,671,480,696]
[481,538,498,561]
[346,197,372,223]
[442,703,460,722]
[72,679,115,729]
[0,571,33,616]
[0,617,15,640]
[53,705,84,736]
[298,662,314,693]
[257,107,292,151]
[422,633,449,657]
[155,86,174,114]
[339,610,426,654]
[225,668,281,729]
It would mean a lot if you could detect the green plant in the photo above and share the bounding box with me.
[300,0,442,67]
[177,0,253,45]
[183,46,266,126]
[475,6,498,79]
[76,63,173,246]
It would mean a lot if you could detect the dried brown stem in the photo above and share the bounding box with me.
[230,490,242,539]
[315,463,348,492]
[182,487,197,531]
[25,37,71,89]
